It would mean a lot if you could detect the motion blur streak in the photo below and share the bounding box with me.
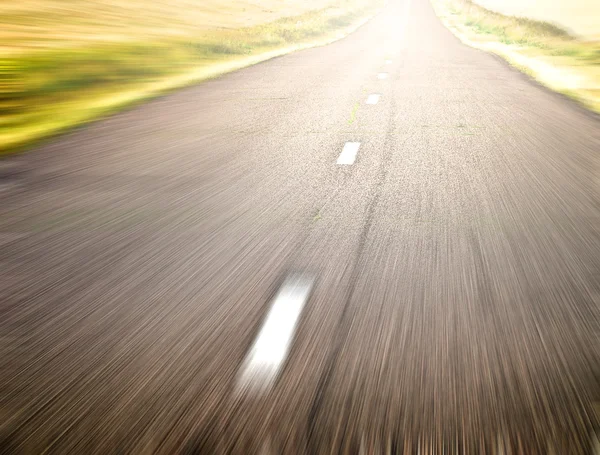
[1,0,600,453]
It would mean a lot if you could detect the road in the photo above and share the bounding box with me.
[2,0,600,453]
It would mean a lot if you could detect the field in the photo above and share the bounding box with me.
[1,0,349,53]
[0,0,381,154]
[432,0,600,113]
[473,0,600,40]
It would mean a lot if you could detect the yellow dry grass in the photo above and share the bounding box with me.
[472,0,600,40]
[1,0,349,52]
[432,0,600,113]
[0,0,382,154]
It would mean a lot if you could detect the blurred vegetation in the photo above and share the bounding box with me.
[454,1,600,59]
[0,0,381,154]
[438,0,600,112]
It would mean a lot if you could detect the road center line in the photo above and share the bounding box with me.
[237,273,314,394]
[377,72,388,80]
[337,142,361,165]
[366,94,380,105]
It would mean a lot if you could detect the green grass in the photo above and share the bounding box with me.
[456,0,599,40]
[0,0,382,154]
[433,0,600,112]
[444,0,599,57]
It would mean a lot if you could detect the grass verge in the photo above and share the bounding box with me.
[430,0,600,113]
[0,0,383,155]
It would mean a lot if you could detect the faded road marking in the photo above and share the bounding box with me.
[377,73,388,80]
[337,142,361,165]
[237,273,314,394]
[366,94,380,105]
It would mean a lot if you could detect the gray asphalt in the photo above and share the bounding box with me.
[2,0,600,453]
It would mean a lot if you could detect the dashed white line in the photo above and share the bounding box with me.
[377,73,388,80]
[337,142,361,165]
[366,94,380,105]
[237,273,314,394]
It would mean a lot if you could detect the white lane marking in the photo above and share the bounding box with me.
[337,142,361,165]
[377,73,388,80]
[237,273,314,394]
[385,59,393,65]
[366,94,380,105]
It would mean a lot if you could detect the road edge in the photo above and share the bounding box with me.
[1,5,384,157]
[429,0,600,116]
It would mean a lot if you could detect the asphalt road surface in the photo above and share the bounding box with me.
[2,0,600,453]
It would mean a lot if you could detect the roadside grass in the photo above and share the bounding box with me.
[0,0,382,155]
[456,0,599,41]
[434,0,600,112]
